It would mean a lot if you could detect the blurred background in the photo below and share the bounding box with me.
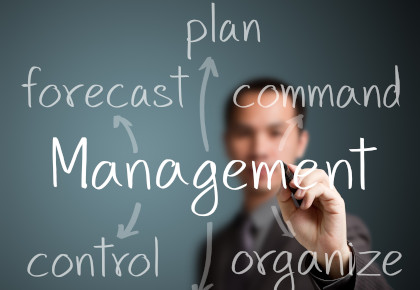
[1,0,418,289]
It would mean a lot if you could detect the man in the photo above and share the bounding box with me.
[199,78,392,289]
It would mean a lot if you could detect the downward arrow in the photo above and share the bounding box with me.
[113,115,138,153]
[117,202,141,239]
[192,222,214,290]
[199,57,219,152]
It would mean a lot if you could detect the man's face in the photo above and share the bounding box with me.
[225,91,309,192]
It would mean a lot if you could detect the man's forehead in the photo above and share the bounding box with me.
[231,120,288,129]
[235,90,287,106]
[232,93,295,121]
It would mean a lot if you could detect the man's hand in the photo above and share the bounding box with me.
[277,164,351,279]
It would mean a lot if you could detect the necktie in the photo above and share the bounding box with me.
[242,217,257,252]
[226,215,258,290]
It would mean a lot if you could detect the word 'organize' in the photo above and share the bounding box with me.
[232,249,401,289]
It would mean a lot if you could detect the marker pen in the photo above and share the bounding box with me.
[282,162,302,208]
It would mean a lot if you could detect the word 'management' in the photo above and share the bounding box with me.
[53,137,375,216]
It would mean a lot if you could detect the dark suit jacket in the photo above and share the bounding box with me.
[199,213,392,290]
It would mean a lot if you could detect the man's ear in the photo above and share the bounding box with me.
[296,130,309,159]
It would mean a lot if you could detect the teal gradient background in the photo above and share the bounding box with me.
[1,0,418,289]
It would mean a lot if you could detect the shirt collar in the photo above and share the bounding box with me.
[249,195,279,231]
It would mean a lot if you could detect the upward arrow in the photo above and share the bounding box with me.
[199,57,219,152]
[113,115,138,153]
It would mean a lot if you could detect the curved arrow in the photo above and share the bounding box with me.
[199,57,219,152]
[278,114,304,151]
[271,206,295,238]
[113,115,138,153]
[117,202,141,239]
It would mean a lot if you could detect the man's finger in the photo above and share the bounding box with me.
[287,164,311,188]
[287,163,297,173]
[295,169,329,189]
[295,183,343,212]
[276,187,297,220]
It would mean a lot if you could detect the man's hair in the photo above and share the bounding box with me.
[224,77,307,130]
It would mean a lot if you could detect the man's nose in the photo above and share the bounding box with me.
[250,133,269,160]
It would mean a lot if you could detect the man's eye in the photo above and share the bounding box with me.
[271,131,283,137]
